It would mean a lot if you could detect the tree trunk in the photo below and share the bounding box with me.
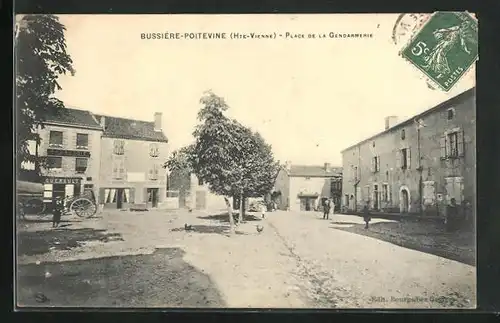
[224,197,235,234]
[238,193,244,224]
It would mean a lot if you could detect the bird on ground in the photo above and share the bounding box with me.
[184,223,193,231]
[256,225,264,233]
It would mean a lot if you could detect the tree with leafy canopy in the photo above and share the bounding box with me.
[165,91,279,232]
[15,14,75,176]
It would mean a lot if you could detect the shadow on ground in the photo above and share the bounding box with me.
[171,225,248,236]
[16,248,226,307]
[17,228,124,257]
[331,219,475,266]
[197,212,263,223]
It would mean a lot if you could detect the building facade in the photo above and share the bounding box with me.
[273,162,342,212]
[95,112,169,210]
[341,88,476,218]
[35,108,103,208]
[168,171,227,211]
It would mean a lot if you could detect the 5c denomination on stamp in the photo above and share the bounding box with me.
[400,11,478,92]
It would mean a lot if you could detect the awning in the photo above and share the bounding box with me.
[16,180,44,194]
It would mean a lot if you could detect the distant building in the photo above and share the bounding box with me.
[273,162,342,212]
[341,88,476,218]
[94,112,169,210]
[34,107,104,207]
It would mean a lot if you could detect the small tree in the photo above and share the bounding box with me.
[165,91,279,232]
[15,14,75,174]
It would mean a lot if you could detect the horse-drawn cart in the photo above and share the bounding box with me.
[16,180,98,219]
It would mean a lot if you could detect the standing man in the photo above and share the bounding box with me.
[446,198,458,232]
[323,199,331,220]
[363,202,371,229]
[52,196,64,228]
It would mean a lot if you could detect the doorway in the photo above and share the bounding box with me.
[401,189,409,213]
[116,188,124,209]
[373,184,380,210]
[147,188,159,208]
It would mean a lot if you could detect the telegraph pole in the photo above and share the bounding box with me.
[416,120,424,215]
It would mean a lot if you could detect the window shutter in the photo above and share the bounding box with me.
[144,188,149,203]
[406,148,411,169]
[371,157,375,172]
[377,156,380,172]
[112,156,118,178]
[120,159,126,178]
[440,135,447,159]
[457,130,465,157]
[395,150,401,168]
[129,188,135,204]
[99,188,105,204]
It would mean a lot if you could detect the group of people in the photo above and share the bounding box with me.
[322,199,335,220]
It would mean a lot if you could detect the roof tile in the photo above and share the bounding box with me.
[288,165,342,177]
[93,114,168,143]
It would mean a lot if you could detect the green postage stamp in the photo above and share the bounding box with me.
[400,11,478,92]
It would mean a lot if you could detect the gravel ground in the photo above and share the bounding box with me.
[266,212,476,309]
[15,209,476,309]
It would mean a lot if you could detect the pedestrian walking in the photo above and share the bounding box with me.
[323,199,331,220]
[52,197,64,228]
[363,202,371,229]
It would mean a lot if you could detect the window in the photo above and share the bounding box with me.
[113,140,125,155]
[382,184,389,202]
[356,186,362,204]
[372,141,375,147]
[112,156,126,179]
[76,133,89,149]
[440,130,464,159]
[46,156,62,169]
[149,163,159,180]
[371,156,380,173]
[75,158,88,173]
[149,143,159,157]
[445,177,463,204]
[401,129,406,140]
[352,166,359,180]
[447,108,455,120]
[49,131,63,147]
[397,148,411,169]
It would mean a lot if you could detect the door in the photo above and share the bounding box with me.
[147,188,159,208]
[305,198,311,211]
[116,188,124,209]
[401,189,409,213]
[373,185,379,210]
[52,184,66,211]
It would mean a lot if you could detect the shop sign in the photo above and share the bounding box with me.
[47,149,91,158]
[43,177,82,185]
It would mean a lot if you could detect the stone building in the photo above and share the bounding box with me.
[94,112,169,210]
[273,162,342,212]
[34,107,103,208]
[341,87,476,218]
[168,170,227,211]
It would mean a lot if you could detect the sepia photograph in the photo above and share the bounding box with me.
[14,13,477,309]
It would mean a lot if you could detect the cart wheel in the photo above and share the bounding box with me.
[23,199,47,216]
[70,197,97,218]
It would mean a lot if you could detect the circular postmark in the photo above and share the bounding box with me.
[392,13,431,46]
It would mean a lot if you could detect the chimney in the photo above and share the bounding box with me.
[100,116,106,129]
[154,112,162,132]
[324,162,331,172]
[384,116,399,130]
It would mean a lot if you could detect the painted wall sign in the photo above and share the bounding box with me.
[44,177,82,185]
[47,148,91,158]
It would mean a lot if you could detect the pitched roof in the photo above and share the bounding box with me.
[93,114,168,143]
[288,165,342,177]
[45,107,102,130]
[341,87,476,153]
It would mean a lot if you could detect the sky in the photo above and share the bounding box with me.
[54,14,475,166]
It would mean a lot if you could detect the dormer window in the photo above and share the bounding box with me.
[149,143,159,157]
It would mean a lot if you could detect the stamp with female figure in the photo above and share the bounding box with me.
[400,12,478,92]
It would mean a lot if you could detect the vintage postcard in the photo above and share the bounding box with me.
[15,13,477,309]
